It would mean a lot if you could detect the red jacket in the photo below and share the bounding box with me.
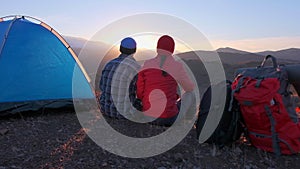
[137,53,195,118]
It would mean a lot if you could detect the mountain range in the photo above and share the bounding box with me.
[64,36,300,79]
[63,36,300,91]
[64,36,300,64]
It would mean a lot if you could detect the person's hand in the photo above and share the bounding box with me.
[95,91,101,99]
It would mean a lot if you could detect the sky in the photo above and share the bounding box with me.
[1,0,300,52]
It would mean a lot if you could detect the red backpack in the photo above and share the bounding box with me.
[232,55,300,155]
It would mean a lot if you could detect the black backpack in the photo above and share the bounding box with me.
[196,80,244,147]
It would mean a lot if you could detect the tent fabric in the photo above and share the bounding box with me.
[0,16,94,115]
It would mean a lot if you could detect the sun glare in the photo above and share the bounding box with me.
[133,34,157,51]
[133,34,192,53]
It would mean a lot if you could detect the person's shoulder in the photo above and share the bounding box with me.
[105,60,115,67]
[125,55,139,64]
[164,57,183,68]
[119,56,140,70]
[173,59,185,67]
[143,58,158,67]
[103,58,119,69]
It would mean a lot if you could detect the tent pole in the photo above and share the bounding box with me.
[0,17,18,58]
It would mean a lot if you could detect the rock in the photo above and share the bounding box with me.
[11,146,20,152]
[101,162,108,167]
[234,147,243,154]
[211,144,217,156]
[187,163,195,168]
[174,153,184,162]
[193,167,201,169]
[0,129,9,135]
[157,167,167,169]
[244,165,251,169]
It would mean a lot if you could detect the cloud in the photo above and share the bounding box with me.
[211,36,300,52]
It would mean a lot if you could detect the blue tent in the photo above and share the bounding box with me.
[0,16,94,115]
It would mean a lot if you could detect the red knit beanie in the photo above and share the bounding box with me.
[157,35,175,54]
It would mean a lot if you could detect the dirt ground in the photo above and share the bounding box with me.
[1,111,300,169]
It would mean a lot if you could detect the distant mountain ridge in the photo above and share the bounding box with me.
[176,50,265,65]
[216,47,250,55]
[63,35,300,67]
[177,47,300,65]
[257,48,300,62]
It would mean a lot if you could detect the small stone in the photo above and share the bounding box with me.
[0,129,9,135]
[101,162,108,167]
[234,147,243,154]
[157,167,167,169]
[12,146,20,152]
[245,165,251,169]
[187,163,194,168]
[174,153,183,162]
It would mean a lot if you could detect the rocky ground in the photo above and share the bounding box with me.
[1,110,300,169]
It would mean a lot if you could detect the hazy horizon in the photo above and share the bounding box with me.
[64,35,300,54]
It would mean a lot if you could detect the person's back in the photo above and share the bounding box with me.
[99,37,140,118]
[137,35,195,125]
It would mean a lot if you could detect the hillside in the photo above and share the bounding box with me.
[257,48,300,62]
[216,47,250,54]
[177,50,264,65]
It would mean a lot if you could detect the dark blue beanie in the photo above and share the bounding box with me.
[120,37,137,55]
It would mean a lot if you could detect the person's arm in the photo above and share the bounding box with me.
[129,74,138,101]
[129,73,143,111]
[99,69,106,92]
[176,64,195,92]
[136,70,145,99]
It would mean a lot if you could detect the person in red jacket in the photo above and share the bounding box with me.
[137,35,195,126]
